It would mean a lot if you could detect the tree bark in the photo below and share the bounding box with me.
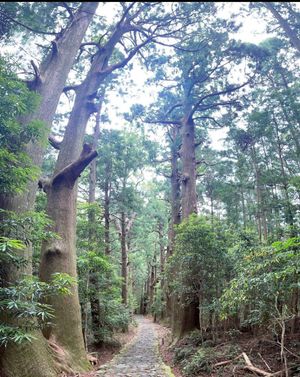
[169,124,182,253]
[88,107,103,344]
[104,165,112,255]
[39,6,148,366]
[0,2,99,214]
[250,146,265,242]
[121,212,128,306]
[176,114,200,337]
[273,117,294,231]
[0,4,98,377]
[158,221,165,319]
[181,117,198,218]
[40,145,97,371]
[166,124,181,321]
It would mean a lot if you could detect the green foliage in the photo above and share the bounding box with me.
[167,215,229,306]
[181,348,215,376]
[76,202,104,254]
[93,299,131,343]
[0,273,76,347]
[0,211,71,347]
[0,57,45,194]
[0,2,81,40]
[220,236,300,327]
[173,331,219,376]
[0,236,27,266]
[0,209,59,272]
[78,248,131,343]
[76,201,131,344]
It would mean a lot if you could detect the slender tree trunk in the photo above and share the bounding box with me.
[149,253,156,312]
[114,211,136,307]
[88,107,103,344]
[121,212,128,306]
[241,187,247,229]
[251,146,264,242]
[158,222,165,319]
[0,4,98,377]
[104,169,111,255]
[273,117,294,231]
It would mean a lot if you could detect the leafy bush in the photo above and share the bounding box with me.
[0,212,74,347]
[0,57,45,194]
[174,344,195,364]
[182,348,215,376]
[0,271,76,347]
[220,236,300,328]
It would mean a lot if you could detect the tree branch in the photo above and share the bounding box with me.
[48,135,62,150]
[0,10,59,35]
[30,60,43,86]
[189,81,249,120]
[60,2,74,19]
[126,212,137,234]
[63,84,81,93]
[145,119,181,126]
[99,36,154,76]
[195,116,224,129]
[52,144,98,188]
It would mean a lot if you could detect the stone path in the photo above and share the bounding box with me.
[97,316,173,377]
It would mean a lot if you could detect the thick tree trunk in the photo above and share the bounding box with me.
[0,4,98,377]
[40,145,97,371]
[176,115,200,337]
[181,117,198,218]
[0,2,98,214]
[39,10,140,367]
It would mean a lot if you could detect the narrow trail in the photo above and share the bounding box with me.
[97,316,173,377]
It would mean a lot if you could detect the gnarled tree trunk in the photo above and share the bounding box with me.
[0,4,98,377]
[40,145,97,371]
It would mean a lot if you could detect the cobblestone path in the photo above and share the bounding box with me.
[97,316,173,377]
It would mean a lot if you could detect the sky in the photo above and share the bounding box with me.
[99,2,276,151]
[2,2,294,154]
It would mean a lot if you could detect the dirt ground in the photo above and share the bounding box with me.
[153,320,183,377]
[153,319,300,377]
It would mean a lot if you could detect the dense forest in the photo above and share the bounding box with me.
[0,2,299,377]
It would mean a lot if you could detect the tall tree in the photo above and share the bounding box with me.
[262,2,300,53]
[0,4,98,377]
